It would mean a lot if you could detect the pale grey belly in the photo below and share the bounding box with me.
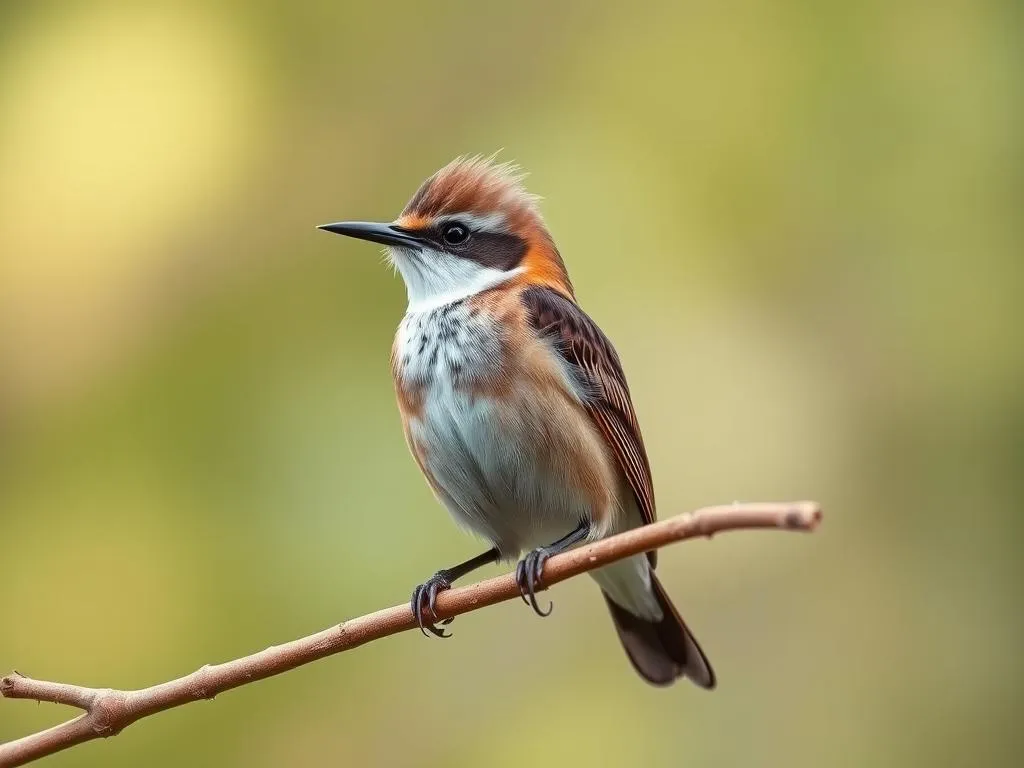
[409,388,592,558]
[411,386,661,619]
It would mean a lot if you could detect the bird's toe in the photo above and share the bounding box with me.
[410,573,453,638]
[514,548,553,617]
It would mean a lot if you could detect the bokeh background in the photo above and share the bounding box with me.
[1,1,1021,766]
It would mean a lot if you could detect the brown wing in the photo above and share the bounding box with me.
[522,286,658,564]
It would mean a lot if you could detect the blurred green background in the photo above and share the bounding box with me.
[1,1,1021,766]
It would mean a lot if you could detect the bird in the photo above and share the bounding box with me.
[318,155,715,688]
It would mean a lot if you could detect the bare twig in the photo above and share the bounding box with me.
[0,501,821,767]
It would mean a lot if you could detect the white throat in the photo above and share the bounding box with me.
[388,246,523,314]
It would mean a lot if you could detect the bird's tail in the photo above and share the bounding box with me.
[599,564,716,688]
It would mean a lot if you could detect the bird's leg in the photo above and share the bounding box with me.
[515,520,591,617]
[411,547,499,638]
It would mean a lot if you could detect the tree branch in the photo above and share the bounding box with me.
[0,501,821,767]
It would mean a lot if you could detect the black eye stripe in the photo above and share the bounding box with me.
[422,222,468,248]
[420,222,527,271]
[461,231,527,271]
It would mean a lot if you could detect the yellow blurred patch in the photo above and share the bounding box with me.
[0,4,262,408]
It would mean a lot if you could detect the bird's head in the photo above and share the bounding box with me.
[320,156,573,312]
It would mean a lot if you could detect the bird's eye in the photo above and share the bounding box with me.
[441,222,470,246]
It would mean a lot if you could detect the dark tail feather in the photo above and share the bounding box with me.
[602,573,716,689]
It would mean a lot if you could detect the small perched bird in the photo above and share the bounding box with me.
[319,156,715,688]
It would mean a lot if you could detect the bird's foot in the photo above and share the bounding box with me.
[410,572,455,638]
[514,548,554,617]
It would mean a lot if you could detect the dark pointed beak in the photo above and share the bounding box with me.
[317,221,423,249]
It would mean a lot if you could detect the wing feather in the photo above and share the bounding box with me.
[521,286,658,564]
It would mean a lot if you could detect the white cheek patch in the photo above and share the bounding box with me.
[389,246,522,314]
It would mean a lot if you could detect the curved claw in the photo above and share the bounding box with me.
[515,548,554,617]
[514,559,530,605]
[410,574,452,638]
[410,585,444,638]
[427,578,447,620]
[532,549,548,584]
[526,551,553,616]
